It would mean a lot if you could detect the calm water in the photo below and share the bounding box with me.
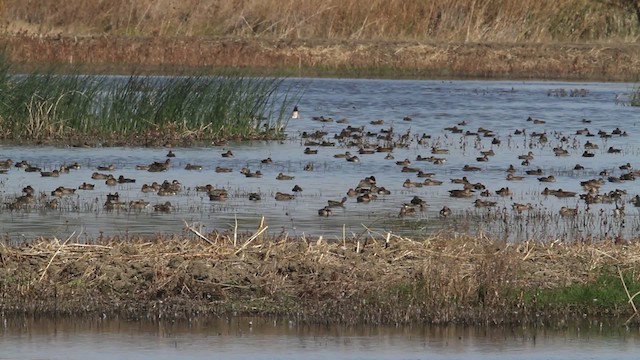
[0,79,638,241]
[1,317,639,360]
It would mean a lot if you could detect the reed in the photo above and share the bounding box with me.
[2,230,640,325]
[2,0,639,43]
[0,55,298,143]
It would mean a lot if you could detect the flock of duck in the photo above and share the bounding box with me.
[0,107,636,239]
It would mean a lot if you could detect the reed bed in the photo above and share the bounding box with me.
[0,54,297,144]
[2,228,640,325]
[2,0,639,43]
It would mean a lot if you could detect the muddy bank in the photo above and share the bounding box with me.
[3,35,640,81]
[1,231,639,325]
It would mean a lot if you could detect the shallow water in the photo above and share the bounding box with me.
[1,317,639,360]
[0,78,638,241]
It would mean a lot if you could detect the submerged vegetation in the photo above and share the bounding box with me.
[0,53,297,144]
[2,232,640,325]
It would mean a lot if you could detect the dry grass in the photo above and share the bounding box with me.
[1,0,639,43]
[2,227,640,325]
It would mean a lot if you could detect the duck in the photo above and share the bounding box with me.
[495,187,513,196]
[512,203,532,214]
[24,165,42,173]
[148,159,171,172]
[51,186,75,196]
[582,151,595,158]
[462,165,481,172]
[356,193,377,203]
[153,201,172,212]
[78,182,95,190]
[276,172,295,180]
[40,170,60,177]
[303,147,318,155]
[104,199,126,210]
[538,175,556,182]
[423,179,443,186]
[117,175,136,184]
[333,151,352,159]
[573,164,585,170]
[451,176,469,184]
[135,164,150,171]
[209,192,227,201]
[327,197,347,207]
[292,185,303,192]
[275,192,295,201]
[410,196,427,207]
[559,206,578,217]
[46,199,59,210]
[474,199,497,207]
[553,148,570,156]
[129,200,150,209]
[506,164,516,173]
[448,189,474,198]
[346,155,360,163]
[157,188,178,196]
[401,166,420,173]
[245,170,263,178]
[506,173,524,181]
[416,170,435,178]
[22,185,35,195]
[398,204,417,217]
[105,176,118,186]
[185,163,203,171]
[396,158,412,166]
[261,157,273,164]
[166,150,176,158]
[439,206,451,217]
[249,193,262,201]
[96,164,116,171]
[518,151,534,160]
[357,176,377,188]
[526,168,544,175]
[553,189,577,198]
[318,206,332,217]
[431,147,449,154]
[403,179,423,188]
[221,150,234,158]
[141,183,157,193]
[215,166,233,173]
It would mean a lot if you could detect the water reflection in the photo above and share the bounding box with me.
[0,79,638,241]
[1,316,639,360]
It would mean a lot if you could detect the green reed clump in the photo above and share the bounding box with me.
[0,55,298,143]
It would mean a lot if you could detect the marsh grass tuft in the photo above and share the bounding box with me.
[0,54,298,144]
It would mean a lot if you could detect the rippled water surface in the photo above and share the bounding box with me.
[2,317,639,360]
[1,79,638,240]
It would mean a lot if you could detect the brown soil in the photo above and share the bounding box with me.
[3,35,640,81]
[1,231,639,325]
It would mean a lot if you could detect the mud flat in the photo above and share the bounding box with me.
[1,230,639,325]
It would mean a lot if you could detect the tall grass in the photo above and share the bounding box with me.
[0,55,298,142]
[2,0,639,43]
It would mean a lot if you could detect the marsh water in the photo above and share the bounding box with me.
[1,316,639,360]
[0,78,638,241]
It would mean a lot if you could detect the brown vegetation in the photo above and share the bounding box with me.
[1,1,640,80]
[2,229,640,325]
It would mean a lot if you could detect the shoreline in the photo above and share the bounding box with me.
[1,233,639,325]
[3,35,640,81]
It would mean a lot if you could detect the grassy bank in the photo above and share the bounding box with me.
[0,54,297,145]
[2,231,639,325]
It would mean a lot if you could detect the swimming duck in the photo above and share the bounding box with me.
[40,170,60,177]
[439,206,451,217]
[327,196,347,207]
[51,186,75,197]
[474,199,497,208]
[559,206,578,217]
[356,193,377,203]
[153,201,172,212]
[506,173,524,181]
[553,189,577,198]
[423,179,443,186]
[401,166,420,173]
[346,155,360,163]
[275,192,295,201]
[148,159,171,172]
[96,164,116,171]
[396,158,411,166]
[403,179,423,188]
[333,151,352,159]
[518,151,534,160]
[105,176,118,186]
[261,157,273,164]
[416,171,435,178]
[292,185,303,192]
[78,182,95,190]
[129,200,150,209]
[304,147,318,155]
[166,150,176,158]
[249,193,261,201]
[495,187,513,197]
[573,164,585,170]
[22,185,35,195]
[463,165,481,172]
[221,150,234,158]
[512,203,532,214]
[185,163,203,171]
[117,175,136,183]
[448,189,474,198]
[431,147,449,154]
[537,175,556,182]
[244,170,263,178]
[582,151,595,158]
[525,168,543,175]
[318,206,332,217]
[46,198,59,210]
[215,166,233,173]
[276,172,295,180]
[209,192,227,201]
[398,204,417,217]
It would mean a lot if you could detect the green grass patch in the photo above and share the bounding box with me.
[521,271,640,309]
[0,51,301,144]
